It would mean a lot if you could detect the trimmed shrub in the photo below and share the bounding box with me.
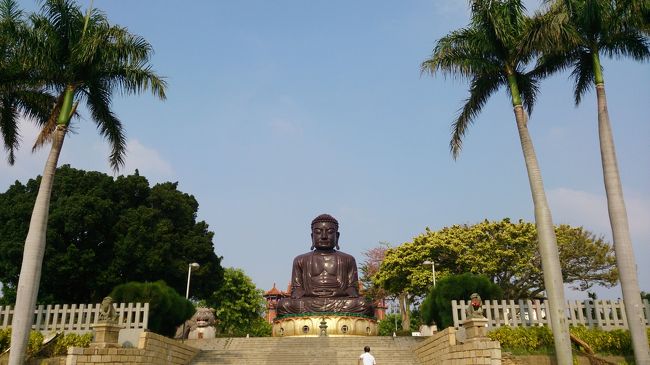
[488,326,554,352]
[110,280,195,337]
[420,273,502,330]
[488,325,650,356]
[570,326,633,355]
[0,327,10,352]
[50,333,93,356]
[0,329,92,357]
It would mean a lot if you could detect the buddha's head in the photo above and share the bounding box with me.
[310,214,340,250]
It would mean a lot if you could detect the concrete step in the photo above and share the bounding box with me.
[188,336,424,365]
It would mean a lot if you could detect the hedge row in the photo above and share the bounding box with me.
[488,325,650,355]
[0,328,92,356]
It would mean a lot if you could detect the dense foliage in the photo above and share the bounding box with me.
[110,280,195,337]
[373,219,616,300]
[0,165,224,304]
[203,268,271,337]
[489,325,650,356]
[0,328,92,356]
[420,273,502,330]
[0,328,46,354]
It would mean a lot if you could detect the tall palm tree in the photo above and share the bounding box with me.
[0,0,53,164]
[421,1,573,363]
[8,1,166,364]
[536,0,650,362]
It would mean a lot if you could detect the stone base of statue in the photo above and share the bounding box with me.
[272,314,377,337]
[188,326,216,339]
[462,317,489,342]
[91,323,122,348]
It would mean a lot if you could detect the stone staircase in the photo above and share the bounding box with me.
[187,336,425,365]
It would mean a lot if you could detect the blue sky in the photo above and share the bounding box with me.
[3,0,649,300]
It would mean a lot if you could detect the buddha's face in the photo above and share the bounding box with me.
[311,221,340,250]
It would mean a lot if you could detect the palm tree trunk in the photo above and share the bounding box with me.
[513,105,573,365]
[8,125,67,365]
[596,84,650,363]
[399,292,410,331]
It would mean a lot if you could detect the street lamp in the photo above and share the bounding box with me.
[423,260,436,287]
[186,262,200,299]
[182,262,200,342]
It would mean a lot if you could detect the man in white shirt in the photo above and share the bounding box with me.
[358,346,376,365]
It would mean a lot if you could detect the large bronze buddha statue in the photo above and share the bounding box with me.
[276,214,374,317]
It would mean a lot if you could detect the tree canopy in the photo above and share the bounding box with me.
[373,219,617,300]
[204,267,271,337]
[0,165,223,304]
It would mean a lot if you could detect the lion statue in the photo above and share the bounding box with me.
[175,307,216,339]
[465,293,485,319]
[98,296,118,324]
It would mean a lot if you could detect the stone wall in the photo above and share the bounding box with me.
[66,331,199,365]
[413,327,502,365]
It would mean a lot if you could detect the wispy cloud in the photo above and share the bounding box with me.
[0,119,49,184]
[269,118,303,138]
[119,139,174,181]
[548,187,650,239]
[0,119,174,188]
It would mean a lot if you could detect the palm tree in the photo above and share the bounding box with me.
[536,0,650,362]
[8,1,166,364]
[421,1,573,363]
[0,0,53,164]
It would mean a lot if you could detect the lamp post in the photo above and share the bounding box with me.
[423,260,436,287]
[186,262,200,299]
[182,262,200,342]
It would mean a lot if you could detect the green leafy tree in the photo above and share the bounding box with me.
[420,273,502,330]
[421,0,573,361]
[378,313,402,336]
[205,268,271,337]
[0,165,224,304]
[374,219,615,300]
[110,280,194,337]
[536,0,650,361]
[8,1,166,363]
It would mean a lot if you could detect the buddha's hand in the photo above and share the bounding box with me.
[292,288,306,299]
[345,287,359,297]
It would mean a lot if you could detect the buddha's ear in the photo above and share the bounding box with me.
[335,232,340,250]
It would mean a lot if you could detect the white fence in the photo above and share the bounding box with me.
[0,302,148,334]
[452,299,650,330]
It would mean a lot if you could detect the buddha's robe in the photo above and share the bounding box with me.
[276,249,374,316]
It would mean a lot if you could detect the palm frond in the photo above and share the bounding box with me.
[515,72,540,115]
[451,72,504,159]
[0,0,22,21]
[531,48,577,78]
[0,96,20,164]
[32,92,63,152]
[103,64,167,99]
[422,27,500,80]
[526,3,580,56]
[84,82,126,171]
[14,88,55,125]
[600,27,650,60]
[570,50,595,105]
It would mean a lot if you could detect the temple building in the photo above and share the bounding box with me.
[262,283,290,324]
